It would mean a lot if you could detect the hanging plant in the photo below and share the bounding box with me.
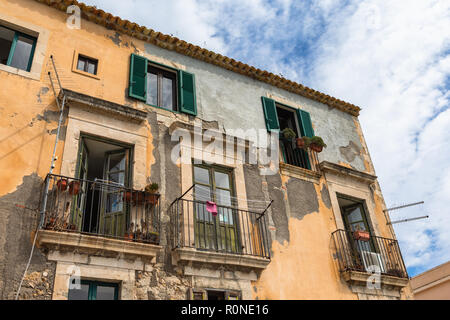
[281,128,296,140]
[57,178,68,191]
[69,180,81,195]
[296,136,307,149]
[308,136,327,153]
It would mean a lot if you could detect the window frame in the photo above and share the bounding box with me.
[146,61,178,112]
[0,24,36,72]
[77,54,98,75]
[68,280,119,300]
[189,288,241,300]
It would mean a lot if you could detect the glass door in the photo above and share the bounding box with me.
[72,140,89,231]
[100,149,129,237]
[193,165,239,253]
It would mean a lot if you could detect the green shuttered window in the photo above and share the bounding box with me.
[296,109,315,138]
[128,54,197,116]
[178,70,197,115]
[261,96,280,132]
[261,96,314,137]
[129,54,148,101]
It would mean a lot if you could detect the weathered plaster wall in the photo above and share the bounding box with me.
[0,0,408,300]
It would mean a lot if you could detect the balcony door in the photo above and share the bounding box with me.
[99,149,130,237]
[74,136,132,237]
[72,140,89,231]
[193,164,239,254]
[339,197,382,272]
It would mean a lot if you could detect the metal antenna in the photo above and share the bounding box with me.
[384,200,429,225]
[388,215,429,225]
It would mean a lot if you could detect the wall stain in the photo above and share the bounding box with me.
[36,87,49,104]
[339,141,361,163]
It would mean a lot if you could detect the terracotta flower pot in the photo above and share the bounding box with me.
[353,230,370,241]
[124,233,134,241]
[57,179,68,191]
[123,191,133,202]
[132,191,145,205]
[310,143,323,153]
[145,193,158,205]
[296,137,305,149]
[69,180,81,195]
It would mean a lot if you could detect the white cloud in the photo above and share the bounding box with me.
[309,0,450,273]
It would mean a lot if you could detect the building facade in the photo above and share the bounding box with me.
[0,0,413,300]
[411,261,450,300]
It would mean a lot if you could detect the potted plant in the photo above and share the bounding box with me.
[69,180,81,195]
[123,189,133,202]
[281,128,296,141]
[124,222,134,241]
[143,231,159,244]
[144,183,159,205]
[132,191,145,205]
[57,178,68,191]
[308,136,327,153]
[296,136,308,149]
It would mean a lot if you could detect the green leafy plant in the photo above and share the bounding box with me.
[145,182,159,193]
[281,128,296,140]
[309,136,327,148]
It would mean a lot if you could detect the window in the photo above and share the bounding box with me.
[147,64,177,111]
[189,288,241,300]
[261,97,314,170]
[193,164,239,253]
[129,53,197,115]
[68,280,119,300]
[0,25,36,72]
[338,195,375,252]
[77,54,98,75]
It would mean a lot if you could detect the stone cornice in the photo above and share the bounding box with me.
[37,230,162,262]
[60,89,148,123]
[35,0,361,117]
[172,247,270,271]
[319,161,377,184]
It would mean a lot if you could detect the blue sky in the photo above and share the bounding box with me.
[82,0,450,277]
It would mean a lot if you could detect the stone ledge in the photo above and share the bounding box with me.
[172,247,270,271]
[342,270,410,288]
[279,162,322,182]
[59,89,148,123]
[319,161,377,184]
[37,230,162,263]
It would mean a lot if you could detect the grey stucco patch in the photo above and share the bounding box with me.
[320,184,332,209]
[36,87,49,103]
[339,141,361,163]
[265,174,289,244]
[148,111,161,187]
[107,32,122,47]
[286,178,319,220]
[0,173,55,299]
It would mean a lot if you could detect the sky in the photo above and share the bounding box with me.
[82,0,450,277]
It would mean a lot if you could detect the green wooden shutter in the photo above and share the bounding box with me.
[261,97,280,132]
[296,109,314,137]
[128,53,147,101]
[178,70,197,116]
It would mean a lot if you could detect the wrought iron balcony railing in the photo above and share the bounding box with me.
[170,198,271,259]
[41,174,161,244]
[332,229,408,279]
[279,138,320,172]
